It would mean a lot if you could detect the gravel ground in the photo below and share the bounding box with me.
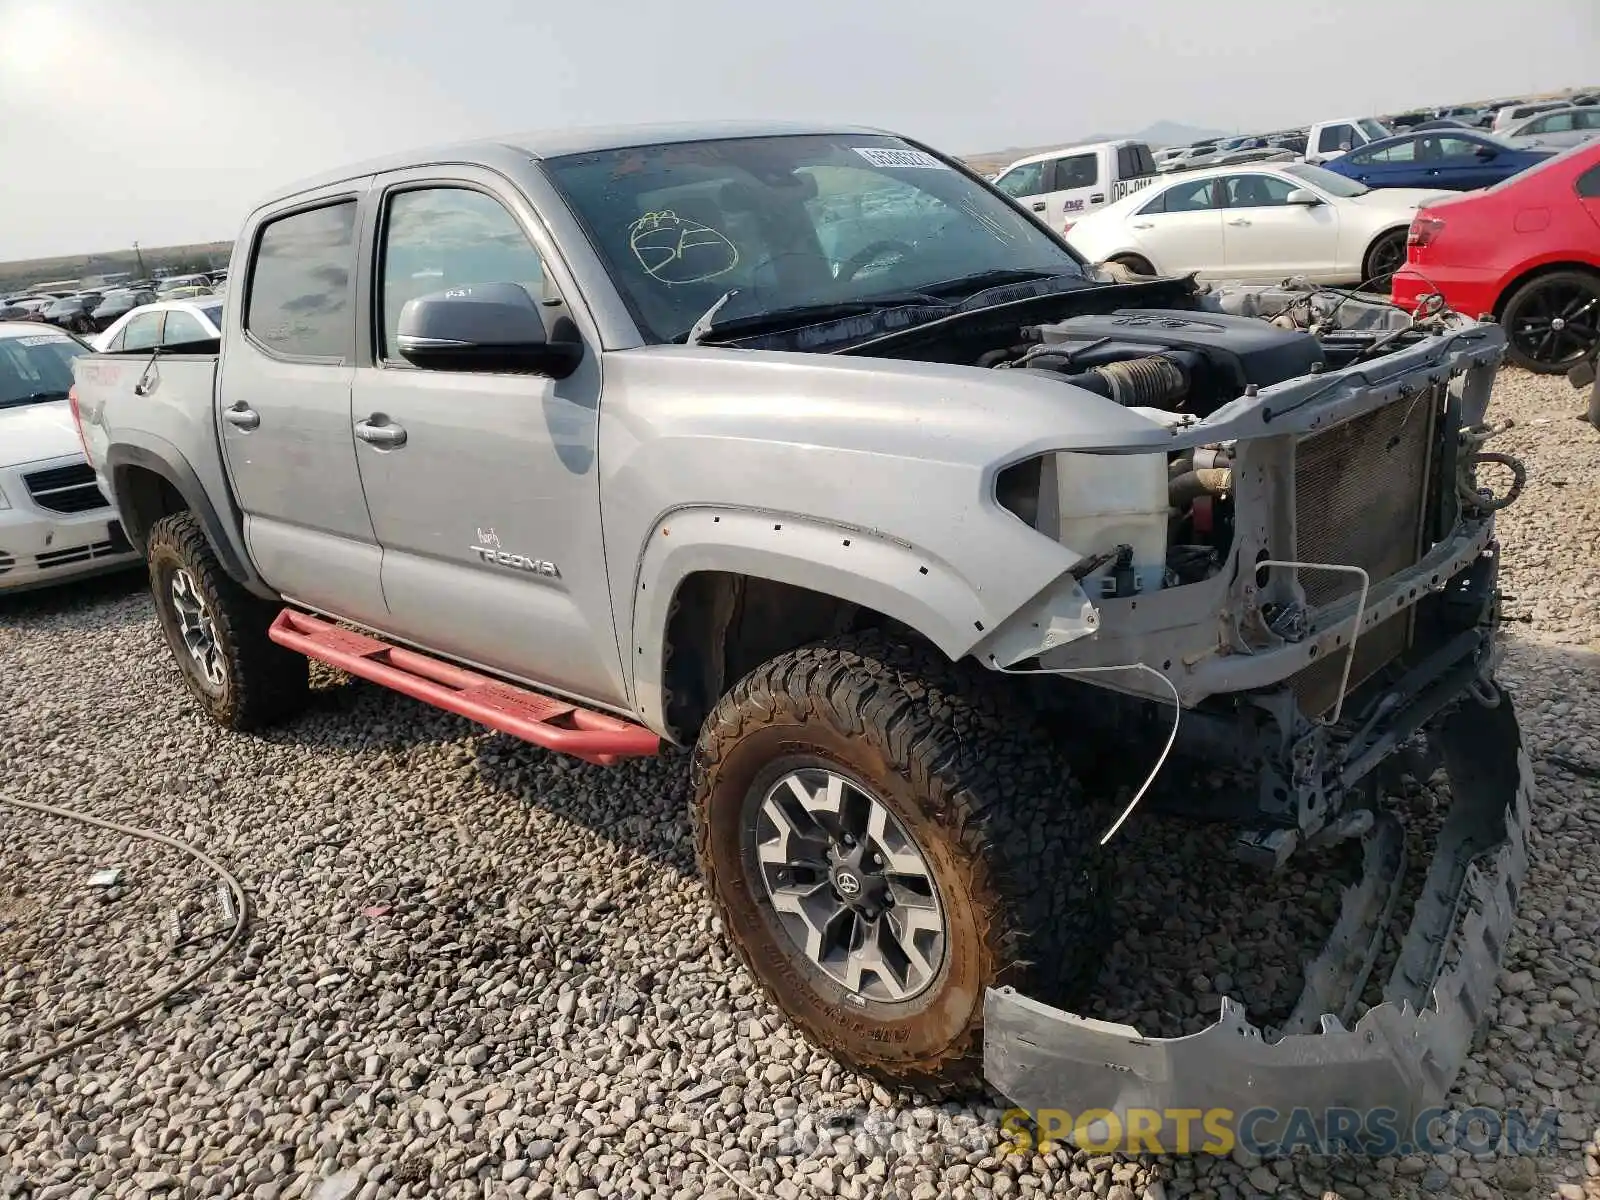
[2,368,1599,1200]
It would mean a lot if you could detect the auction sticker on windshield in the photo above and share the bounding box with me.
[17,334,70,346]
[852,147,948,170]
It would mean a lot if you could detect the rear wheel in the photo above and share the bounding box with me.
[147,512,308,731]
[691,632,1112,1094]
[1107,253,1157,277]
[1500,270,1600,373]
[1361,229,1408,292]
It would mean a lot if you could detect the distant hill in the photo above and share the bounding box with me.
[962,119,1230,174]
[0,240,233,296]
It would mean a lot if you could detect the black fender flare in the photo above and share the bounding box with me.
[105,438,276,600]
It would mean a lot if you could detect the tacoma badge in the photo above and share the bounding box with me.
[471,529,561,578]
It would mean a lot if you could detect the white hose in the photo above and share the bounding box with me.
[0,793,249,1082]
[991,658,1182,845]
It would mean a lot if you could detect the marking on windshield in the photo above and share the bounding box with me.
[628,211,740,284]
[852,147,949,170]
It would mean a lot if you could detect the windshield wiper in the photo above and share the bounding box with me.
[679,294,947,345]
[920,268,1074,299]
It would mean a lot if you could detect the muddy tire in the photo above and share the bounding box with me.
[691,631,1112,1095]
[146,511,308,731]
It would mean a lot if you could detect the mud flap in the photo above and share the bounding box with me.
[984,692,1531,1150]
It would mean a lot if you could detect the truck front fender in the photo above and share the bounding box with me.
[105,437,274,599]
[629,505,1094,736]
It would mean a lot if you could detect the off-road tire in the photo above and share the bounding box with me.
[691,631,1113,1095]
[146,511,308,731]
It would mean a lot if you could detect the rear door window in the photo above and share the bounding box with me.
[1142,177,1218,214]
[161,310,210,345]
[122,311,163,350]
[1050,153,1098,190]
[1318,124,1354,153]
[245,200,357,360]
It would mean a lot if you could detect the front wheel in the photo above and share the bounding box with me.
[691,633,1112,1095]
[1501,270,1600,374]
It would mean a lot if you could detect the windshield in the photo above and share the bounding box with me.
[1358,119,1391,141]
[1281,161,1370,198]
[0,332,86,408]
[542,133,1087,344]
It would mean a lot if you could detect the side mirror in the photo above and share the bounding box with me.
[396,282,582,377]
[1285,188,1321,206]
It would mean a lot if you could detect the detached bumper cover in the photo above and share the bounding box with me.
[984,694,1531,1141]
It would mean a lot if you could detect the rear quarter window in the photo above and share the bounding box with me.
[245,201,357,359]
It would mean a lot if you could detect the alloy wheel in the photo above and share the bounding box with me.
[1509,279,1600,368]
[170,568,226,689]
[753,767,946,1003]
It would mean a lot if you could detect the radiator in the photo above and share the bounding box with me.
[1291,391,1440,715]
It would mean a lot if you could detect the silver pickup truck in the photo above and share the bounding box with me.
[72,121,1531,1147]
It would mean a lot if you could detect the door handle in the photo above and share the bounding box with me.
[1131,221,1155,230]
[1090,193,1106,203]
[1031,201,1046,211]
[1227,218,1252,226]
[223,405,260,431]
[354,418,407,448]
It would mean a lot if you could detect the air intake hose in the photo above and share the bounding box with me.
[1061,354,1189,409]
[1169,467,1233,508]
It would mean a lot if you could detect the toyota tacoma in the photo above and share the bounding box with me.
[70,122,1531,1145]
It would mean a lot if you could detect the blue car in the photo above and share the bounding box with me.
[1323,129,1551,191]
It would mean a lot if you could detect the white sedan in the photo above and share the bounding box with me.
[1065,161,1450,286]
[92,296,225,352]
[0,323,141,592]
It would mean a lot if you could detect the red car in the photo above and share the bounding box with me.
[1391,141,1600,372]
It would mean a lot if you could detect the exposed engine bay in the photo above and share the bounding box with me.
[970,279,1456,601]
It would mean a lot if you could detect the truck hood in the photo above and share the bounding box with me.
[0,399,84,469]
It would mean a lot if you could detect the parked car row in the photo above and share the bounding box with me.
[1062,138,1600,374]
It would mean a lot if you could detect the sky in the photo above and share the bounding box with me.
[1,0,1597,260]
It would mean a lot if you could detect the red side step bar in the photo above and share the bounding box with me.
[267,609,660,766]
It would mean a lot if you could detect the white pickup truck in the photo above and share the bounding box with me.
[1304,117,1393,164]
[991,139,1159,232]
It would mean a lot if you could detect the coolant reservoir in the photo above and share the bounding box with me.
[1051,451,1169,594]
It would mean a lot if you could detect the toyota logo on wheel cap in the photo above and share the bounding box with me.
[835,871,861,897]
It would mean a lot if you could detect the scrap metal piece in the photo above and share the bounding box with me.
[88,868,122,888]
[984,693,1530,1148]
[1281,812,1405,1034]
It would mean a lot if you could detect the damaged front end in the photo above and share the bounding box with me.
[986,696,1530,1149]
[973,287,1532,1146]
